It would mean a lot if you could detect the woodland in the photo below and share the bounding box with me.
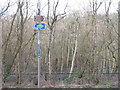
[0,0,119,88]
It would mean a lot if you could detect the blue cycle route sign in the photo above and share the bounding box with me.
[33,23,46,30]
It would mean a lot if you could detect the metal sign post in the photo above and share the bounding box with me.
[38,29,41,88]
[37,0,41,88]
[37,23,46,88]
[32,1,46,88]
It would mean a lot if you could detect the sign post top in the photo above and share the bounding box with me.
[37,9,40,15]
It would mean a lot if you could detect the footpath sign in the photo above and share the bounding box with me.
[33,23,46,30]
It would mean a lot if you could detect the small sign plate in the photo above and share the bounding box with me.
[34,16,44,22]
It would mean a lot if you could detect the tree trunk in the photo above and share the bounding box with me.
[67,38,70,67]
[0,21,2,89]
[69,36,77,78]
[118,1,120,87]
[48,30,52,83]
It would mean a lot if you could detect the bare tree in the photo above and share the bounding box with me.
[46,0,67,82]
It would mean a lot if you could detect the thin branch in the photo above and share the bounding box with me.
[0,1,10,15]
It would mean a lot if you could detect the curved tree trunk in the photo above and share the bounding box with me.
[69,35,77,78]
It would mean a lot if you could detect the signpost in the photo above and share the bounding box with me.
[36,17,46,89]
[35,23,46,88]
[32,0,46,88]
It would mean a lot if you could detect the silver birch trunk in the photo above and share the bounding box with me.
[67,39,70,67]
[69,36,77,78]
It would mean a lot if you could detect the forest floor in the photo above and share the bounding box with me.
[2,74,118,88]
[2,82,118,88]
